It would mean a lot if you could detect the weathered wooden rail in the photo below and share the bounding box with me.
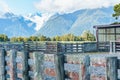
[0,41,120,80]
[98,42,110,52]
[110,41,120,53]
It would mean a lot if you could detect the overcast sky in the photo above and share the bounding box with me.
[0,0,120,15]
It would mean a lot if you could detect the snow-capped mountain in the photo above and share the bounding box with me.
[25,12,52,31]
[0,6,117,37]
[35,6,117,37]
[0,12,36,37]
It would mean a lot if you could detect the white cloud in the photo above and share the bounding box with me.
[0,0,10,12]
[35,0,120,14]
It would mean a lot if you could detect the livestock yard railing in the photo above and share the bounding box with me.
[25,41,98,53]
[98,41,110,52]
[110,41,120,53]
[0,41,120,80]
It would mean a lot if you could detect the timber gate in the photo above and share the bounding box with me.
[0,41,120,80]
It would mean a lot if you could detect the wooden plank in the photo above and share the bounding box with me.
[106,57,117,80]
[43,54,56,79]
[117,59,120,69]
[90,57,107,80]
[10,49,17,80]
[0,49,5,80]
[34,52,44,80]
[82,55,90,80]
[23,45,29,80]
[54,54,64,80]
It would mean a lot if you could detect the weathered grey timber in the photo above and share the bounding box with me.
[22,52,29,79]
[118,59,120,69]
[10,50,17,80]
[106,57,118,80]
[54,53,64,80]
[110,41,120,53]
[0,49,5,80]
[83,42,97,52]
[34,52,44,80]
[0,42,120,80]
[23,44,29,80]
[98,42,110,52]
[83,55,90,80]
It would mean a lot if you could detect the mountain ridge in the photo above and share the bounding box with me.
[0,6,117,37]
[35,6,116,37]
[0,12,36,37]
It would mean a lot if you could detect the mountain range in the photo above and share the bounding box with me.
[35,6,116,37]
[0,6,117,37]
[0,12,36,37]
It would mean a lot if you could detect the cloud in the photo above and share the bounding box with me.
[0,0,10,12]
[35,0,120,14]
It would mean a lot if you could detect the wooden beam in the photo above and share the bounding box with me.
[54,54,64,80]
[82,55,90,80]
[106,57,118,80]
[0,49,5,80]
[10,49,17,80]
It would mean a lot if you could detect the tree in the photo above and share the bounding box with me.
[61,34,69,41]
[67,34,75,41]
[17,37,24,42]
[8,32,96,42]
[113,3,120,20]
[51,37,56,41]
[10,37,29,42]
[81,30,96,41]
[29,36,39,41]
[46,37,51,41]
[0,34,9,42]
[54,36,61,41]
[23,37,29,42]
[39,35,47,41]
[78,36,84,41]
[10,37,17,42]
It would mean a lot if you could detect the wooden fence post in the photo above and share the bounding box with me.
[34,52,44,80]
[106,57,117,80]
[54,53,64,80]
[10,49,17,80]
[110,41,113,53]
[83,55,90,80]
[118,59,120,69]
[113,42,116,53]
[23,44,29,80]
[0,49,5,80]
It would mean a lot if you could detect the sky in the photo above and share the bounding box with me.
[0,0,39,15]
[0,0,120,15]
